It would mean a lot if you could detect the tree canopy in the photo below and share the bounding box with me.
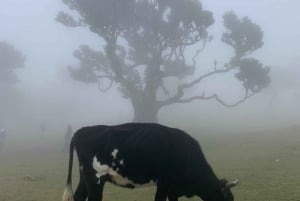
[57,0,270,122]
[0,41,25,84]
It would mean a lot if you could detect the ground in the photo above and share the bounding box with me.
[0,126,300,201]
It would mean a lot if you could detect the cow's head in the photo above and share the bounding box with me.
[219,179,239,201]
[197,178,239,201]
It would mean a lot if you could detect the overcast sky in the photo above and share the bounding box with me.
[0,0,299,131]
[1,0,299,83]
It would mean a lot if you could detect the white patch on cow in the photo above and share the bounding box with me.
[109,171,156,188]
[80,166,83,171]
[109,171,155,188]
[111,149,118,159]
[109,171,134,186]
[92,156,155,188]
[92,156,110,179]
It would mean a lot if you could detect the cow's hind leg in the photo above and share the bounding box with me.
[73,171,87,201]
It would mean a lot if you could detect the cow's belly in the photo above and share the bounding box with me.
[109,173,156,188]
[92,155,156,188]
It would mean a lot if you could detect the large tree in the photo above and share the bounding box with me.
[57,0,270,123]
[0,41,25,84]
[0,41,25,123]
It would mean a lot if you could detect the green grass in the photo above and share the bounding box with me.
[0,127,300,201]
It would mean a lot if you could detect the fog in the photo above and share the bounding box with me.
[1,0,300,136]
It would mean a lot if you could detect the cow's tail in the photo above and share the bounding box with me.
[62,136,75,201]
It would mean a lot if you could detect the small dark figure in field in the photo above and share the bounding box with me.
[62,123,239,201]
[63,124,73,152]
[0,128,6,152]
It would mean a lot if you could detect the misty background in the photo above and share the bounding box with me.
[1,0,299,137]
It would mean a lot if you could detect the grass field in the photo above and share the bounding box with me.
[0,126,300,201]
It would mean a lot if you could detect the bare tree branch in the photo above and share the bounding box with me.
[159,82,170,96]
[181,66,236,90]
[192,39,207,67]
[159,85,257,108]
[159,65,237,106]
[213,89,257,108]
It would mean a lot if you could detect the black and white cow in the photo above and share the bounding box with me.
[62,123,238,201]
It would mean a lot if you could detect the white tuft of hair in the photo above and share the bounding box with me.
[62,184,74,201]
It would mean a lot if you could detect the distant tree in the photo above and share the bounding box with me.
[0,41,25,84]
[57,0,270,123]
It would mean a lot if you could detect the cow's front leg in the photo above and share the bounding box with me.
[154,182,169,201]
[86,182,104,201]
[83,168,106,201]
[167,194,178,201]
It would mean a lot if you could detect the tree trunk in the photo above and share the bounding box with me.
[131,97,159,123]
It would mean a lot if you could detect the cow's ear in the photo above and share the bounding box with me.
[226,179,239,188]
